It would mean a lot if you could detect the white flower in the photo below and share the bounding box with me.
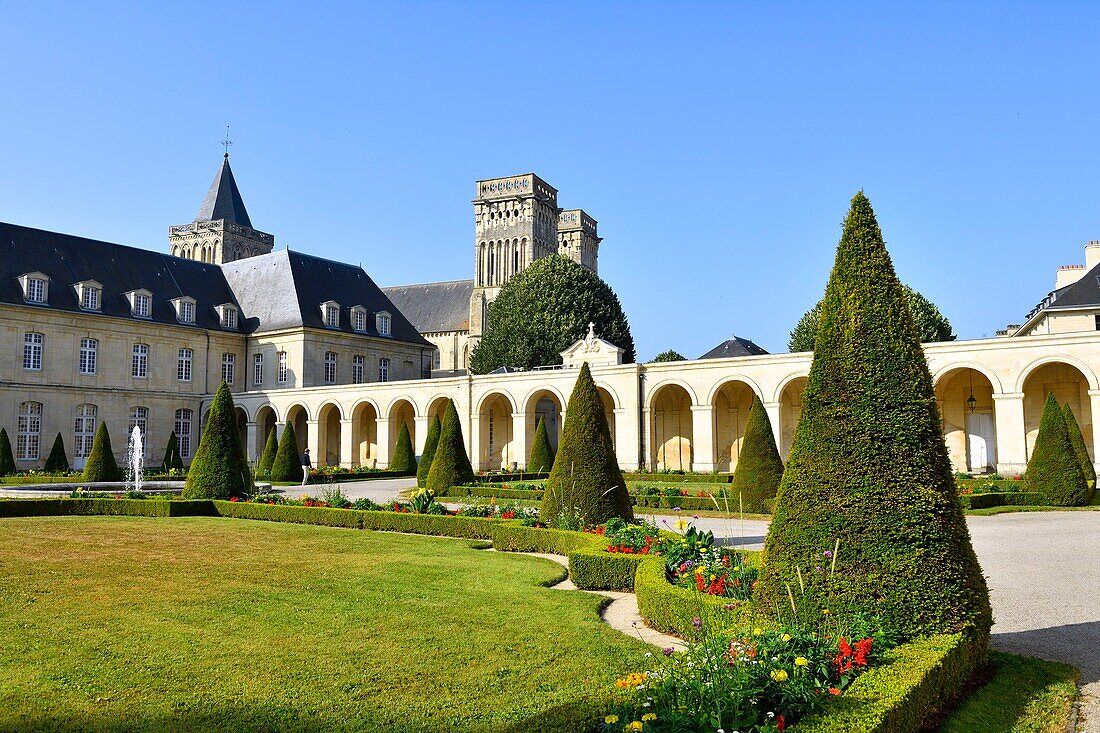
[645,652,653,658]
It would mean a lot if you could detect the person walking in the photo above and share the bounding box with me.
[300,448,312,486]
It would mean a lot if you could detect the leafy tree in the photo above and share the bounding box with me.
[1024,394,1089,506]
[729,395,784,512]
[1062,403,1096,490]
[528,417,556,473]
[183,383,253,499]
[270,422,304,483]
[83,422,123,482]
[416,414,441,488]
[44,433,69,472]
[758,192,991,644]
[389,422,417,475]
[256,427,279,478]
[788,284,955,352]
[470,255,635,373]
[0,429,15,476]
[650,350,686,363]
[162,432,183,472]
[541,363,633,524]
[426,400,475,492]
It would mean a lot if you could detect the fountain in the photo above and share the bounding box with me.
[127,425,145,494]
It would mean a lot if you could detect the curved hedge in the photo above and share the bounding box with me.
[568,548,646,591]
[632,557,751,638]
[0,499,211,518]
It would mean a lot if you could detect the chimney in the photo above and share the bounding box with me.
[1086,240,1100,272]
[1056,263,1086,289]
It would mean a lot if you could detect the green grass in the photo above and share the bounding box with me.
[937,652,1078,733]
[0,516,648,732]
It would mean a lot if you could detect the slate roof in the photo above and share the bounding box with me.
[195,155,253,227]
[220,250,432,346]
[0,221,243,331]
[382,279,473,334]
[697,336,770,360]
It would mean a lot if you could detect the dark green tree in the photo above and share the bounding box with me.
[528,417,556,473]
[416,414,441,488]
[161,432,182,472]
[1025,395,1089,506]
[758,192,991,644]
[0,429,15,476]
[44,433,69,472]
[83,422,123,482]
[469,255,635,373]
[541,363,633,524]
[729,395,784,512]
[389,422,417,475]
[426,400,475,492]
[256,427,279,478]
[1062,403,1096,490]
[183,383,253,499]
[270,422,305,483]
[788,284,955,352]
[649,350,686,363]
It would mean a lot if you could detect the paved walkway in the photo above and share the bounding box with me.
[267,477,417,503]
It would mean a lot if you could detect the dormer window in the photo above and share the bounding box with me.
[171,297,197,324]
[215,303,238,330]
[19,272,49,304]
[351,306,367,333]
[74,280,103,311]
[126,289,153,319]
[321,301,341,329]
[376,311,392,336]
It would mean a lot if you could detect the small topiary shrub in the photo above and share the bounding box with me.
[1062,402,1096,493]
[389,422,417,475]
[0,429,17,476]
[270,422,304,483]
[528,416,556,473]
[540,362,633,525]
[730,395,783,508]
[256,427,278,478]
[426,400,475,492]
[416,414,441,488]
[183,382,253,499]
[43,433,69,473]
[1025,394,1089,506]
[82,423,123,482]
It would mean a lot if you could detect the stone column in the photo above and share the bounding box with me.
[305,420,321,472]
[469,415,483,471]
[613,408,638,471]
[511,412,528,471]
[245,421,258,464]
[641,407,653,470]
[763,401,782,455]
[376,418,391,469]
[340,419,354,468]
[413,416,430,457]
[992,393,1026,475]
[1088,389,1100,473]
[690,405,715,473]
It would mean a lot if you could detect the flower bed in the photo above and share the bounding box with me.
[623,472,734,484]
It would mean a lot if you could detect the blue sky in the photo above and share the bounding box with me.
[3,2,1099,358]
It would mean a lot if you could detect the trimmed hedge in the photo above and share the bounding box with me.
[389,422,417,475]
[43,433,69,472]
[471,472,549,483]
[568,548,646,591]
[0,499,213,518]
[426,400,475,491]
[211,501,362,528]
[183,382,252,499]
[416,414,441,488]
[624,472,733,484]
[82,422,123,482]
[488,523,603,554]
[1026,393,1089,506]
[211,501,502,539]
[1063,402,1097,494]
[270,423,304,483]
[256,427,278,478]
[729,394,784,508]
[0,429,15,476]
[528,416,556,473]
[959,492,1046,510]
[631,493,773,514]
[955,478,1025,493]
[435,486,544,500]
[633,557,752,637]
[361,511,499,539]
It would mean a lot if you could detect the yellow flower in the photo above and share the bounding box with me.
[821,608,830,615]
[781,634,791,642]
[770,669,789,682]
[753,627,764,636]
[674,519,688,531]
[642,713,657,722]
[627,722,644,732]
[604,715,619,724]
[795,656,809,667]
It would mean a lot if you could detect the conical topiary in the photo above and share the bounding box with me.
[757,192,991,644]
[729,395,784,512]
[270,422,304,483]
[426,400,475,492]
[528,416,556,473]
[389,422,417,475]
[1025,395,1089,507]
[183,383,253,499]
[44,433,69,472]
[1061,403,1096,492]
[83,422,123,482]
[162,432,184,472]
[416,414,441,488]
[541,363,633,524]
[256,427,279,478]
[0,429,15,476]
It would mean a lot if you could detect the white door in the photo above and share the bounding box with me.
[966,412,997,473]
[73,404,97,470]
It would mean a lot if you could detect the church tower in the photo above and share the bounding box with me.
[468,173,561,339]
[557,209,601,273]
[168,155,274,264]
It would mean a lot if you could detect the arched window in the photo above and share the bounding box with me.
[17,402,42,461]
[74,404,97,461]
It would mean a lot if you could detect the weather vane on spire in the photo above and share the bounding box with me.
[222,125,233,159]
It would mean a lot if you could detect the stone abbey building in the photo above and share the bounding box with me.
[4,156,1100,477]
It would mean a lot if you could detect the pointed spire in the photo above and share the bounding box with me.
[195,156,253,228]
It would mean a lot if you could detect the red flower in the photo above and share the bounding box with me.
[854,637,873,666]
[777,714,786,732]
[828,687,842,696]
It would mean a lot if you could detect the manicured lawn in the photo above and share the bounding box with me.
[0,516,649,732]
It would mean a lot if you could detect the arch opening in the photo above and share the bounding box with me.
[712,380,755,473]
[388,399,416,467]
[525,389,563,462]
[651,384,693,471]
[778,377,808,460]
[1022,362,1092,465]
[935,368,998,473]
[479,393,514,471]
[255,405,277,461]
[286,405,309,456]
[317,403,342,467]
[352,402,378,468]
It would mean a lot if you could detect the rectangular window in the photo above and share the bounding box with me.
[23,332,43,371]
[179,300,195,324]
[433,349,441,370]
[1094,314,1100,331]
[278,351,288,384]
[17,402,42,461]
[132,343,149,378]
[79,338,98,375]
[178,348,193,382]
[352,355,365,384]
[134,293,151,318]
[378,357,390,383]
[175,408,192,459]
[254,353,264,386]
[222,307,237,329]
[324,351,337,384]
[81,286,100,311]
[377,314,391,336]
[325,304,340,327]
[26,278,45,303]
[353,310,366,332]
[221,353,236,385]
[74,404,96,459]
[128,407,149,457]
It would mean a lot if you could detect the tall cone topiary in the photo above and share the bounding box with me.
[1062,403,1096,495]
[44,433,69,472]
[1025,395,1089,506]
[389,422,417,475]
[528,417,556,474]
[729,395,784,513]
[0,429,15,476]
[183,382,253,499]
[83,422,123,482]
[270,422,304,483]
[758,192,991,644]
[426,400,474,491]
[162,432,183,472]
[541,362,633,524]
[256,427,279,478]
[416,414,441,488]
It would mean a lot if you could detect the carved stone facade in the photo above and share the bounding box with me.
[168,219,275,264]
